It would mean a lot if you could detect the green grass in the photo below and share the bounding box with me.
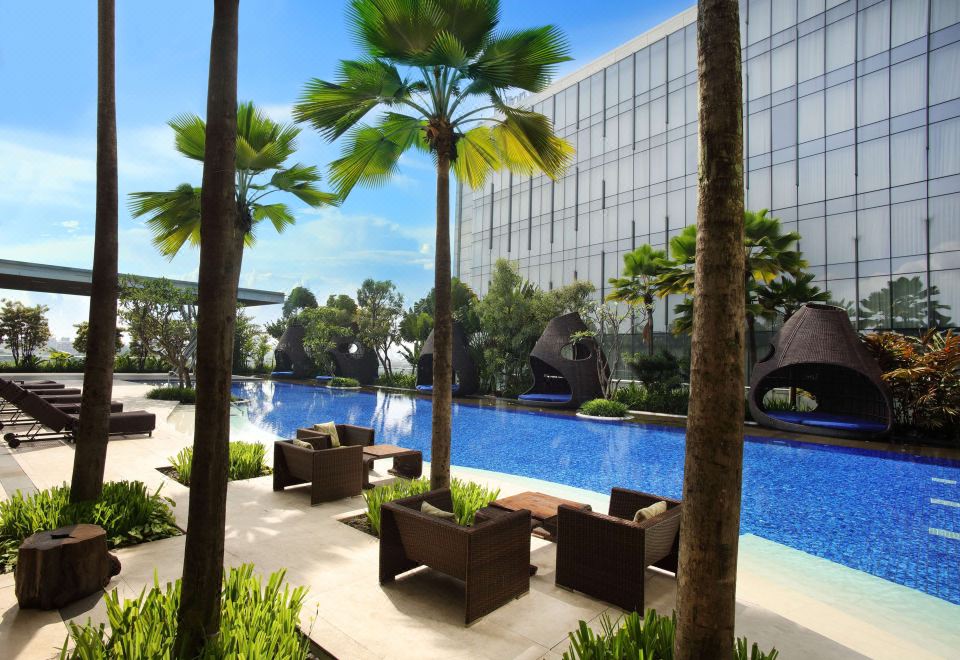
[166,441,270,487]
[60,564,309,659]
[329,376,360,387]
[362,477,501,536]
[145,386,196,404]
[0,481,179,573]
[579,398,630,418]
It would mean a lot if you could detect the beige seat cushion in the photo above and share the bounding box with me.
[291,439,314,450]
[633,500,667,522]
[421,501,455,520]
[313,422,340,447]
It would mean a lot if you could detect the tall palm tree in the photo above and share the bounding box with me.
[757,272,830,323]
[174,0,240,655]
[130,101,336,257]
[674,0,745,657]
[294,0,573,489]
[70,0,119,503]
[606,244,668,356]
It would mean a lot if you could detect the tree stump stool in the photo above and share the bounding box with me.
[15,523,121,610]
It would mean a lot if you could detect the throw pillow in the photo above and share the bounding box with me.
[296,430,331,450]
[420,501,455,520]
[633,500,667,522]
[291,439,314,450]
[313,422,341,447]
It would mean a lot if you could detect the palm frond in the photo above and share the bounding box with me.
[328,124,406,198]
[489,106,573,178]
[129,184,202,258]
[452,126,501,188]
[380,112,430,152]
[269,164,340,207]
[253,203,296,235]
[168,114,206,161]
[469,26,571,92]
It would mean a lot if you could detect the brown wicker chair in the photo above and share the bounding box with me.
[379,488,531,625]
[272,431,367,505]
[555,487,681,612]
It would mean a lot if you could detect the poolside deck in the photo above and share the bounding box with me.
[1,378,957,659]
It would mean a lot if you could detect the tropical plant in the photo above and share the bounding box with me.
[625,351,681,389]
[355,278,404,377]
[294,0,574,490]
[578,398,629,418]
[0,481,179,573]
[375,372,417,389]
[233,308,263,373]
[252,333,272,372]
[398,309,434,368]
[282,285,319,318]
[61,565,309,659]
[166,441,271,487]
[329,376,360,387]
[362,477,500,535]
[613,382,689,416]
[363,477,432,536]
[756,272,830,325]
[862,329,960,443]
[146,386,198,404]
[607,245,669,356]
[0,300,52,368]
[44,351,75,370]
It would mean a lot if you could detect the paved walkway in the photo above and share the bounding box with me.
[0,379,956,659]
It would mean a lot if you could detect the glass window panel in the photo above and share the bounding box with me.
[930,193,960,251]
[772,101,797,150]
[686,134,699,175]
[635,103,649,141]
[826,146,856,198]
[772,161,798,208]
[858,206,891,261]
[686,82,699,124]
[650,145,667,184]
[605,66,618,110]
[618,111,633,148]
[930,117,960,178]
[634,150,650,187]
[828,212,857,263]
[578,80,590,122]
[890,56,927,116]
[799,217,826,265]
[591,72,604,116]
[748,167,772,210]
[668,88,685,127]
[565,87,577,126]
[554,93,566,129]
[685,24,697,73]
[668,139,685,180]
[772,43,796,93]
[749,109,772,156]
[773,0,797,33]
[618,155,633,191]
[932,0,960,31]
[650,96,667,135]
[826,16,856,71]
[635,48,650,94]
[577,128,592,160]
[799,0,825,21]
[798,91,825,141]
[892,0,928,46]
[891,200,926,256]
[859,275,892,329]
[857,137,890,192]
[929,270,958,328]
[798,29,825,82]
[618,58,634,103]
[668,31,685,80]
[827,279,857,321]
[799,153,825,203]
[930,42,960,105]
[748,0,772,44]
[650,194,667,233]
[825,81,854,134]
[890,128,927,186]
[650,39,667,88]
[858,2,890,60]
[857,69,889,126]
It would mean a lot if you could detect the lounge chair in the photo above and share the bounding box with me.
[272,431,365,505]
[555,487,681,612]
[380,488,531,624]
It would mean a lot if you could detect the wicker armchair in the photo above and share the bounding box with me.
[273,440,363,505]
[555,487,681,612]
[295,424,375,449]
[379,488,531,625]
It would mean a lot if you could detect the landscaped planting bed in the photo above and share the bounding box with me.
[159,441,271,487]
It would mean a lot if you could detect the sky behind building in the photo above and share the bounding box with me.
[0,0,692,337]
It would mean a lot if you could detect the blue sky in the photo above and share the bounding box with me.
[0,0,692,338]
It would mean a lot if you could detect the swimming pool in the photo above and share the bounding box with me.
[233,381,960,605]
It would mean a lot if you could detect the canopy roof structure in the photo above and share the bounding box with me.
[0,259,284,307]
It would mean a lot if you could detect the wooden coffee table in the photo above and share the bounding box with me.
[362,444,422,488]
[489,491,591,541]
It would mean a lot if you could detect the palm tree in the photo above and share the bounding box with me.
[674,0,745,656]
[174,0,240,655]
[70,0,119,503]
[294,0,573,489]
[757,272,831,323]
[130,102,336,257]
[606,244,668,356]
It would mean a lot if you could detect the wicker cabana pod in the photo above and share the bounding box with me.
[415,322,478,396]
[518,312,605,409]
[327,335,379,385]
[748,303,893,439]
[272,323,312,378]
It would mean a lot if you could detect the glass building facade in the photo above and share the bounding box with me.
[455,0,960,334]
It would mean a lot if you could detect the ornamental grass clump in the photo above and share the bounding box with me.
[329,376,360,387]
[0,481,179,573]
[60,564,309,659]
[579,398,629,418]
[166,441,270,486]
[362,477,500,535]
[145,385,197,403]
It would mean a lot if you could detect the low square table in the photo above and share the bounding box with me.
[489,491,591,541]
[362,444,423,488]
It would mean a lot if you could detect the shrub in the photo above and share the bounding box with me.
[375,372,417,389]
[563,609,778,660]
[329,376,360,388]
[0,481,179,573]
[61,564,308,659]
[166,441,270,487]
[362,477,500,535]
[625,351,682,389]
[579,398,629,418]
[613,383,689,415]
[146,386,196,403]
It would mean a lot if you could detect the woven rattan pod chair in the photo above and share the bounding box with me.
[518,312,605,409]
[327,335,379,385]
[272,323,313,378]
[748,303,893,439]
[415,321,479,396]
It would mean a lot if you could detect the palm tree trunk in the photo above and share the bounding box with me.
[430,144,453,490]
[70,0,118,503]
[174,0,239,656]
[675,0,745,657]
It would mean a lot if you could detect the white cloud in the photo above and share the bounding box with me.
[60,220,80,231]
[419,243,430,254]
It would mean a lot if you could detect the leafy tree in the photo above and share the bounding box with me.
[757,272,831,324]
[606,244,669,355]
[299,305,356,374]
[398,309,434,367]
[129,102,336,258]
[252,334,272,372]
[540,280,595,320]
[355,278,404,377]
[72,321,124,354]
[232,309,262,372]
[572,300,631,399]
[282,285,318,318]
[859,275,951,330]
[118,277,196,387]
[294,0,573,489]
[0,300,52,368]
[264,318,287,340]
[326,293,358,315]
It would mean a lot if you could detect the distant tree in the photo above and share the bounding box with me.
[573,300,631,399]
[540,280,596,320]
[264,317,287,340]
[606,244,670,355]
[232,308,262,372]
[326,293,358,316]
[356,279,404,377]
[252,333,272,372]
[0,300,52,367]
[299,305,355,374]
[72,321,124,354]
[282,286,318,318]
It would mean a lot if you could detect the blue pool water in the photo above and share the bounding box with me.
[233,381,960,605]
